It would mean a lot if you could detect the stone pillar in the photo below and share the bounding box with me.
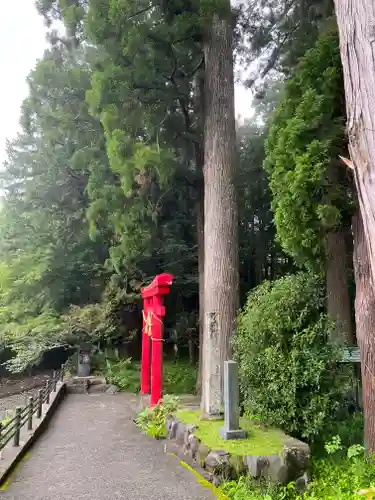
[220,360,246,439]
[202,311,221,418]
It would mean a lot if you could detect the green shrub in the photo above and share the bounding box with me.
[103,357,141,392]
[163,360,198,395]
[98,356,197,394]
[135,395,179,438]
[234,272,351,440]
[222,443,375,500]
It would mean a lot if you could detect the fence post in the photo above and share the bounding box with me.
[13,407,21,447]
[45,380,50,405]
[37,389,43,418]
[27,397,33,431]
[53,371,57,391]
[60,364,64,382]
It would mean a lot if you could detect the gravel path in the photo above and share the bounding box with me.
[0,393,215,500]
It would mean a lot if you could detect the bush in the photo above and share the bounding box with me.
[234,272,351,440]
[135,395,179,438]
[222,441,375,500]
[97,356,198,395]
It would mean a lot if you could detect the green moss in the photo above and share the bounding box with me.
[176,409,284,456]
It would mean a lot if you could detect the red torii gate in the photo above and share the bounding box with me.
[141,273,173,406]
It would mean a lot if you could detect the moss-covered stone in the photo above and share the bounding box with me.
[176,409,284,456]
[166,409,310,486]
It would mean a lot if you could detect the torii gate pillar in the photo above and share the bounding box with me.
[141,273,173,406]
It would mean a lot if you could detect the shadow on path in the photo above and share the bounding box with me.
[0,394,214,500]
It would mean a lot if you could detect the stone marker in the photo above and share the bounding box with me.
[201,312,222,418]
[77,343,92,377]
[220,360,247,440]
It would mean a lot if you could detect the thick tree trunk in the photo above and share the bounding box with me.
[353,210,375,453]
[333,1,375,291]
[325,229,353,343]
[201,9,239,416]
[194,72,205,395]
[196,178,204,393]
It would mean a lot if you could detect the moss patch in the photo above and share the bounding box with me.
[176,409,284,456]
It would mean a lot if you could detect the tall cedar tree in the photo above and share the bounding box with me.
[333,0,375,453]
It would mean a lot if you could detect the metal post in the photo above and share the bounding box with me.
[53,371,57,391]
[37,389,43,418]
[45,380,50,404]
[27,397,33,431]
[13,407,21,447]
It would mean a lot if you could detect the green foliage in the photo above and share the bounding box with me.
[264,28,353,270]
[234,272,351,439]
[222,438,375,500]
[0,41,110,371]
[98,357,198,394]
[135,395,179,439]
[102,358,141,392]
[162,361,198,395]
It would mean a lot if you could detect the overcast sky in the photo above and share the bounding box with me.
[0,1,253,165]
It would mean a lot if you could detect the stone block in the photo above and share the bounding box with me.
[283,437,310,480]
[187,434,200,461]
[197,442,210,467]
[183,424,196,447]
[245,456,268,478]
[175,422,186,446]
[220,428,247,440]
[205,450,230,477]
[166,415,178,440]
[228,455,246,478]
[105,384,120,394]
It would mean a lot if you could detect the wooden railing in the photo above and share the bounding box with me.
[0,362,68,451]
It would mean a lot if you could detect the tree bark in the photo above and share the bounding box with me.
[196,169,204,393]
[194,72,205,395]
[325,228,353,343]
[353,210,375,453]
[201,8,239,416]
[333,0,375,292]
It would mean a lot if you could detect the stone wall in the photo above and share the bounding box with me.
[165,415,310,490]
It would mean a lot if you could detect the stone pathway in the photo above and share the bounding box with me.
[0,393,215,500]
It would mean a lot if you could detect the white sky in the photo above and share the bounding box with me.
[0,1,253,165]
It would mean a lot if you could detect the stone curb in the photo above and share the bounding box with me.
[0,381,67,487]
[165,415,310,488]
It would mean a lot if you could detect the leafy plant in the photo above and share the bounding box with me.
[163,361,198,395]
[234,272,351,440]
[102,358,140,393]
[135,395,179,439]
[325,435,343,455]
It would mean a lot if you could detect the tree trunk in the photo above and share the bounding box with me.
[353,210,375,453]
[194,72,205,395]
[325,229,353,343]
[196,181,204,393]
[201,8,239,416]
[333,0,375,291]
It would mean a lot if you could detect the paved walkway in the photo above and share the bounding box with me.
[0,394,214,500]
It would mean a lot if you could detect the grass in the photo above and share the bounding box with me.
[176,409,284,456]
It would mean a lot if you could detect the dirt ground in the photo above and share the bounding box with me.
[0,372,52,417]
